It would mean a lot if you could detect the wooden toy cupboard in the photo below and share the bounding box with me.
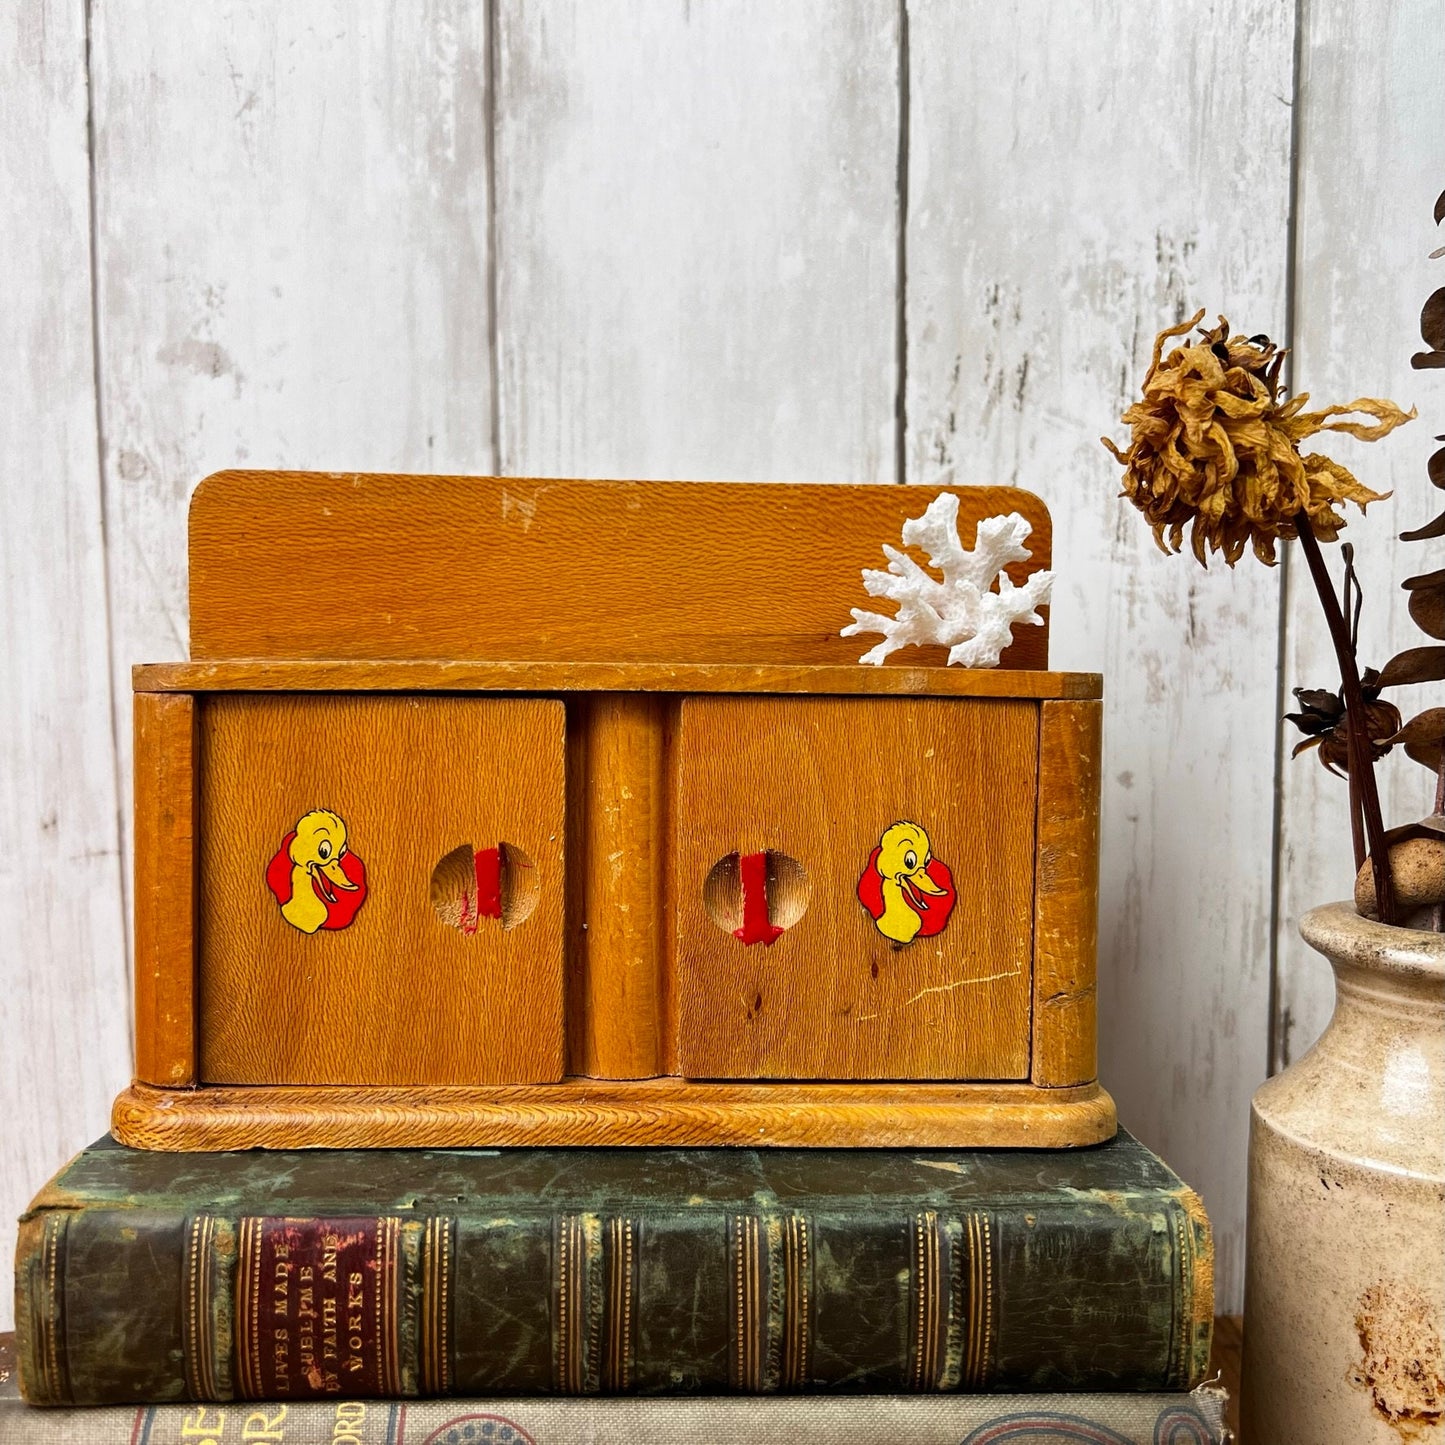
[112,471,1113,1150]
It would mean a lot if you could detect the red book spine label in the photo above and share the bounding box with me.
[235,1216,402,1399]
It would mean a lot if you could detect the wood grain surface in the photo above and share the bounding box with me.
[111,1077,1117,1151]
[567,694,669,1078]
[673,697,1037,1080]
[188,473,1052,669]
[491,0,899,487]
[135,659,1101,699]
[1032,700,1102,1087]
[132,693,196,1086]
[197,696,566,1086]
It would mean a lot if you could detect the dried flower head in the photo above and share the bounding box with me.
[1103,309,1414,566]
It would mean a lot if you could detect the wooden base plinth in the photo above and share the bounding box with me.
[112,1078,1116,1151]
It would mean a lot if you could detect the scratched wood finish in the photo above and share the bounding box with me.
[111,1078,1117,1152]
[188,473,1052,669]
[198,696,566,1086]
[492,0,898,486]
[136,659,1100,699]
[1274,0,1445,1070]
[132,694,197,1086]
[567,694,670,1078]
[1031,700,1102,1087]
[674,697,1038,1080]
[904,0,1295,1309]
[0,0,133,1339]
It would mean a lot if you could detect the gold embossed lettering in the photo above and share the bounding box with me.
[273,1257,292,1316]
[273,1325,291,1393]
[243,1406,288,1440]
[346,1270,365,1365]
[333,1398,366,1443]
[297,1266,317,1385]
[181,1404,226,1440]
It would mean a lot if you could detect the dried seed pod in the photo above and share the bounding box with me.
[1399,436,1445,541]
[1355,834,1445,922]
[1403,569,1445,639]
[1379,646,1445,689]
[1413,289,1445,369]
[1383,708,1445,773]
[1285,676,1401,776]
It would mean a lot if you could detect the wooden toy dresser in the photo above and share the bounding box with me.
[111,472,1113,1150]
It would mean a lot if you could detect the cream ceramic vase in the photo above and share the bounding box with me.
[1243,902,1445,1444]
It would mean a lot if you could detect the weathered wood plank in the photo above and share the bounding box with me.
[1276,0,1445,1065]
[88,0,497,830]
[492,0,899,484]
[0,0,130,1333]
[905,0,1295,1309]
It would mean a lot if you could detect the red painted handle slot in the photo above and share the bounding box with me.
[733,850,784,946]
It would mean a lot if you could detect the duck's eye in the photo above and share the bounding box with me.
[904,850,917,871]
[318,840,332,860]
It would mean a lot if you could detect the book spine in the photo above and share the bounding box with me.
[0,1392,1230,1445]
[15,1192,1211,1405]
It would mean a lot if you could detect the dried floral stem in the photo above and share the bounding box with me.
[1347,752,1367,871]
[1435,755,1445,934]
[1296,513,1397,923]
[1340,545,1368,869]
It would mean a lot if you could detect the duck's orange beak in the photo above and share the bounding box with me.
[308,853,359,902]
[901,866,946,910]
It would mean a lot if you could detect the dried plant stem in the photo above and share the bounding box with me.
[1295,514,1397,925]
[1435,757,1445,935]
[1347,759,1366,873]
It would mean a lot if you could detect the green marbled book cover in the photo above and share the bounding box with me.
[14,1130,1211,1406]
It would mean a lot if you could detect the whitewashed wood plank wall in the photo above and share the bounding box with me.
[2,0,1440,1326]
[1277,0,1445,1066]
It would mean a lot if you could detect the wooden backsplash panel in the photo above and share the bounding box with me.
[187,473,1052,669]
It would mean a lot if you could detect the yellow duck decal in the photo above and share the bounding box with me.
[856,821,956,944]
[265,810,367,934]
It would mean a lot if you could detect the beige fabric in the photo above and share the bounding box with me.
[1,1388,1227,1444]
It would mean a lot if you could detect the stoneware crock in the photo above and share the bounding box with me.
[1243,902,1445,1443]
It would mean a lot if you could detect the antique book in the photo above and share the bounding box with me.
[14,1131,1211,1407]
[0,1336,1230,1445]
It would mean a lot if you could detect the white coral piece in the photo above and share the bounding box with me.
[841,493,1054,668]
